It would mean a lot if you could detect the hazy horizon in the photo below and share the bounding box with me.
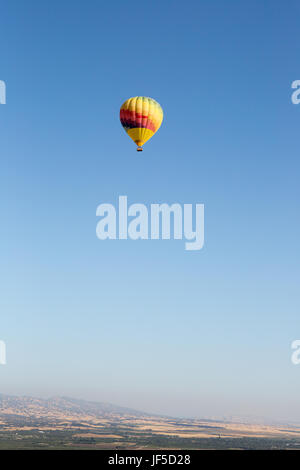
[1,390,300,426]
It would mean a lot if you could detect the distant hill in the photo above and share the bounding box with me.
[0,393,147,423]
[0,392,299,430]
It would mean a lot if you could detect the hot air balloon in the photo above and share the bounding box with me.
[120,96,163,151]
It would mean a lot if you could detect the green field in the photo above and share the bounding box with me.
[1,429,300,450]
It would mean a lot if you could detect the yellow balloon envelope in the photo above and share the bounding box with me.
[120,96,163,151]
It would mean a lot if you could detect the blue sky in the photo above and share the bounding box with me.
[0,0,300,422]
